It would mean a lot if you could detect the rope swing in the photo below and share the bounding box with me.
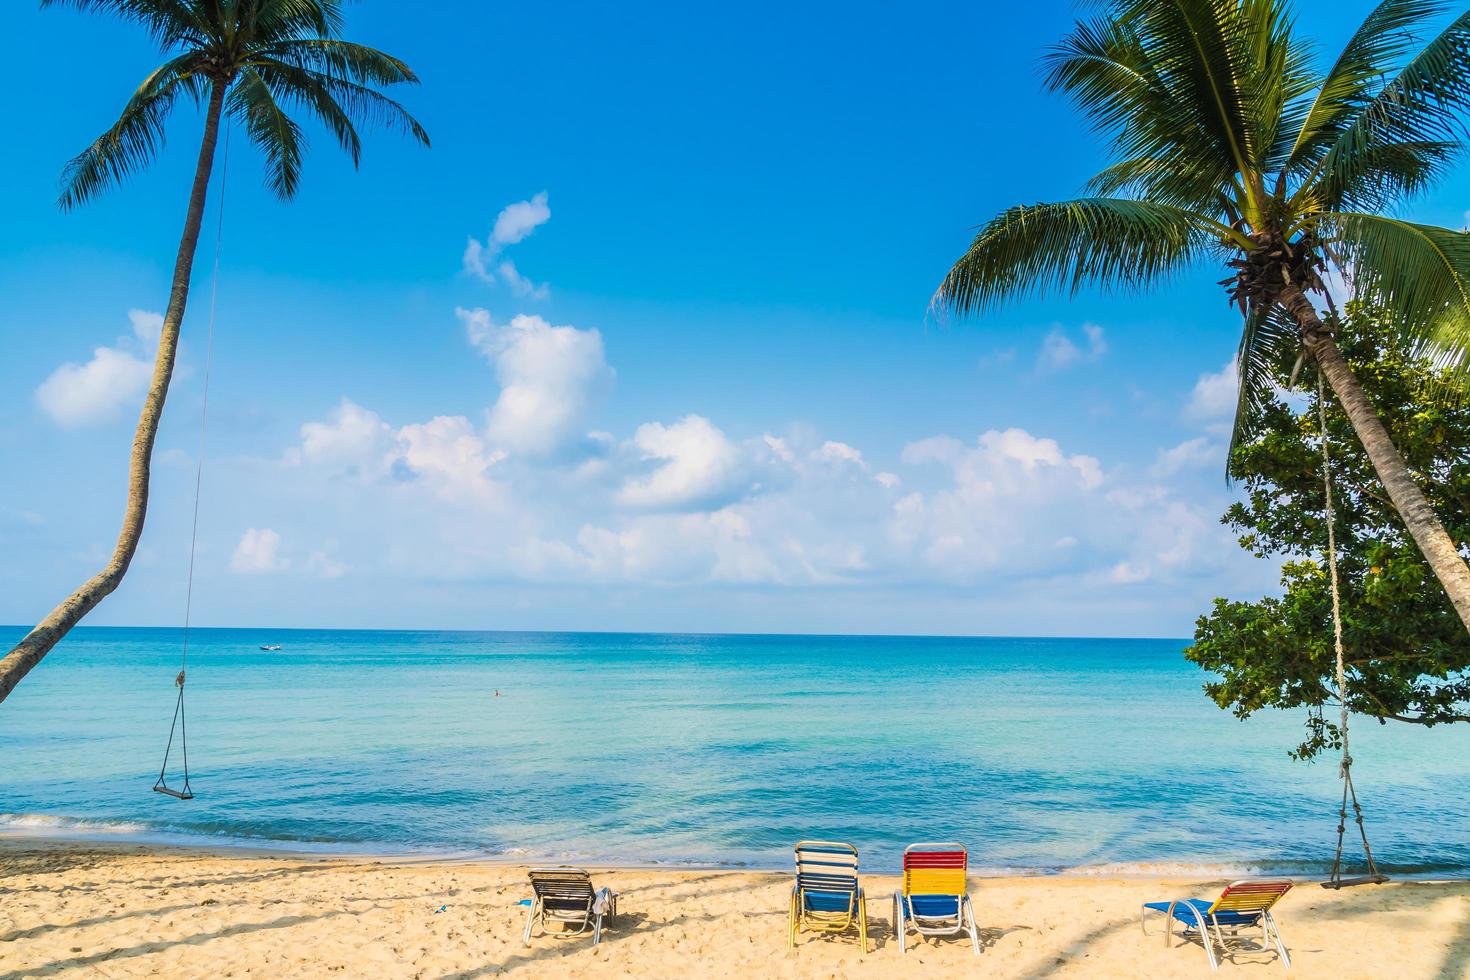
[155,127,231,801]
[1315,368,1387,889]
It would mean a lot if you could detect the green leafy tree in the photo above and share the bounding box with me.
[0,0,429,704]
[1187,307,1469,759]
[931,0,1470,632]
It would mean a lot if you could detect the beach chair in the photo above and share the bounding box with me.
[1141,878,1293,971]
[789,840,868,952]
[522,867,618,946]
[892,842,980,955]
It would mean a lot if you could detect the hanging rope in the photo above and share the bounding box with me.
[1316,368,1387,888]
[155,126,231,801]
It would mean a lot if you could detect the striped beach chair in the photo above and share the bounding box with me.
[892,842,980,954]
[522,867,618,946]
[789,840,868,952]
[1141,878,1293,971]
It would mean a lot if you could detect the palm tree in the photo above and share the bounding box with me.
[0,0,428,704]
[933,0,1470,632]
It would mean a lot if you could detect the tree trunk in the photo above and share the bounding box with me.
[0,80,228,706]
[1280,283,1470,633]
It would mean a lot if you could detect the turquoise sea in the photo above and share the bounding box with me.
[1,626,1467,876]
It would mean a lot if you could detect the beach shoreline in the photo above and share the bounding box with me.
[3,837,1468,977]
[6,825,1464,882]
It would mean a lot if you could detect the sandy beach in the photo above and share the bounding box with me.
[1,840,1466,978]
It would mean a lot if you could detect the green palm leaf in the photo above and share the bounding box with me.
[58,52,207,209]
[1327,212,1470,365]
[228,67,306,199]
[932,198,1226,316]
[1308,8,1470,211]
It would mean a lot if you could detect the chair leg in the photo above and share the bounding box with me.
[893,893,905,955]
[593,912,603,945]
[1189,908,1219,973]
[858,892,868,954]
[522,898,539,947]
[965,896,981,955]
[1265,912,1291,970]
[788,887,798,950]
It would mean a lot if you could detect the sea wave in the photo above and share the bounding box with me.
[0,811,416,856]
[0,812,151,835]
[1,813,1464,878]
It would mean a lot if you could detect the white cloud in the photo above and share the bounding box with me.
[36,309,162,427]
[397,415,505,501]
[306,550,349,579]
[493,192,551,245]
[1187,360,1238,421]
[463,192,551,294]
[462,237,493,283]
[1107,560,1150,584]
[1038,323,1108,371]
[295,399,395,475]
[894,428,1113,575]
[763,434,795,463]
[290,398,503,504]
[496,259,549,300]
[231,528,286,574]
[618,415,748,510]
[812,440,865,467]
[1151,436,1219,476]
[274,313,1250,613]
[460,308,612,457]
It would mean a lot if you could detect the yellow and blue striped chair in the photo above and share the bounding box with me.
[789,840,868,952]
[892,842,980,954]
[1141,878,1293,971]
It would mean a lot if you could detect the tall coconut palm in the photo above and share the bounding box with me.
[933,0,1470,632]
[0,0,428,704]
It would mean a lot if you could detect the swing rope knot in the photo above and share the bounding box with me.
[175,670,186,688]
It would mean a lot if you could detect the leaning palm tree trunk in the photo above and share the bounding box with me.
[1279,284,1470,631]
[0,81,226,706]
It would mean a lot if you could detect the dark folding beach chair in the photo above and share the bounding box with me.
[522,867,618,946]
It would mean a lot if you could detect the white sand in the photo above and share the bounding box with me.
[1,840,1467,977]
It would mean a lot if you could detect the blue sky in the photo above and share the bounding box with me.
[2,0,1465,636]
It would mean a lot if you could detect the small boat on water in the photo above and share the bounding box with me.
[259,644,283,651]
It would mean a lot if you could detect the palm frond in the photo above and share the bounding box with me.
[58,53,207,210]
[1231,304,1299,461]
[1045,15,1239,210]
[258,38,421,87]
[253,0,346,39]
[1307,8,1470,210]
[39,0,206,47]
[1285,0,1443,174]
[1109,0,1261,190]
[226,67,306,200]
[1325,212,1470,366]
[248,59,362,163]
[932,198,1222,317]
[248,57,429,149]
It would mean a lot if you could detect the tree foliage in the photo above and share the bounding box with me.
[1186,307,1470,758]
[932,0,1470,438]
[45,0,429,207]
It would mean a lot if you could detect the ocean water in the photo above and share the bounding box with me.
[1,626,1467,876]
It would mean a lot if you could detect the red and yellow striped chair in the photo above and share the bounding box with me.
[891,842,980,955]
[1141,878,1293,971]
